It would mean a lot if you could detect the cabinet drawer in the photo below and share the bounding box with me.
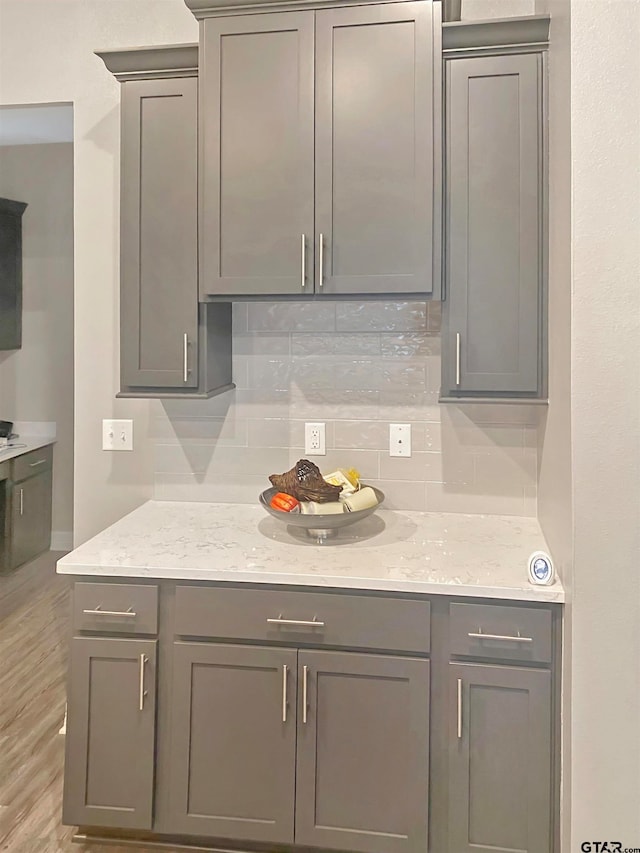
[449,602,552,663]
[11,445,53,482]
[174,586,430,654]
[73,582,158,635]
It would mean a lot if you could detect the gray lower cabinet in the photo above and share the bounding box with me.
[199,1,439,298]
[168,642,298,843]
[63,636,157,830]
[295,650,430,853]
[448,662,551,853]
[8,445,53,570]
[0,197,27,351]
[98,46,233,399]
[442,51,545,399]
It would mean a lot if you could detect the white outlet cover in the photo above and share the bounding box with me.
[304,422,326,455]
[389,423,411,457]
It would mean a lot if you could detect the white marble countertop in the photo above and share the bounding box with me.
[0,435,55,465]
[57,500,564,603]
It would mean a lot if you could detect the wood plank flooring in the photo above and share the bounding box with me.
[0,553,183,853]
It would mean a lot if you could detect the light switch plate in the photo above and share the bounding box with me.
[102,419,133,451]
[389,423,411,457]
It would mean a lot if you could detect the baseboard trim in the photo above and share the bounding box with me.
[51,530,73,551]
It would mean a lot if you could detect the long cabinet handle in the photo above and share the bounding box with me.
[183,333,189,383]
[468,631,533,643]
[302,664,308,724]
[139,653,148,711]
[455,332,461,387]
[29,459,47,468]
[267,616,325,628]
[82,606,137,618]
[318,233,324,288]
[282,664,288,723]
[301,234,306,289]
[457,678,463,739]
[19,488,23,516]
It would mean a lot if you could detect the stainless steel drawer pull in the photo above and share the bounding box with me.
[82,606,137,618]
[318,233,324,288]
[19,488,23,516]
[267,616,325,628]
[302,664,308,724]
[29,459,47,467]
[183,333,189,383]
[468,630,533,643]
[456,333,461,387]
[457,678,463,739]
[282,664,288,723]
[301,234,306,289]
[139,653,148,711]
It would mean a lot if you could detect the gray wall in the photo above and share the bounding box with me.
[0,141,74,543]
[152,303,540,514]
[569,0,640,847]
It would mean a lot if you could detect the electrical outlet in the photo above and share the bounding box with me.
[389,423,411,457]
[102,419,134,451]
[304,422,326,455]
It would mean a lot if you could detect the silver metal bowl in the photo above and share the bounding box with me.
[259,486,385,539]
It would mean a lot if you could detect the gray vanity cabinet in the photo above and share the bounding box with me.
[168,643,298,843]
[448,663,551,853]
[295,650,430,853]
[8,444,53,570]
[442,51,544,398]
[199,1,438,298]
[63,637,157,830]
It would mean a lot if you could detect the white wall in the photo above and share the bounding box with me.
[0,141,74,541]
[569,0,640,846]
[0,0,198,543]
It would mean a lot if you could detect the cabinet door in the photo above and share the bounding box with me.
[444,53,542,395]
[120,76,199,389]
[10,470,52,569]
[315,2,435,296]
[0,199,27,351]
[296,650,429,853]
[449,663,551,853]
[168,642,297,843]
[201,13,314,297]
[63,637,157,829]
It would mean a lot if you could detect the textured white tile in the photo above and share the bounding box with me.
[288,390,379,420]
[333,420,389,450]
[248,419,334,450]
[151,416,248,445]
[336,302,427,332]
[232,389,292,419]
[426,482,528,516]
[365,478,428,511]
[380,451,473,484]
[425,356,443,392]
[233,333,291,356]
[427,301,442,332]
[380,332,441,358]
[377,392,440,420]
[474,447,537,491]
[248,302,336,332]
[287,448,380,481]
[291,332,381,356]
[334,360,427,392]
[232,303,248,333]
[154,473,266,504]
[201,447,291,479]
[231,356,250,390]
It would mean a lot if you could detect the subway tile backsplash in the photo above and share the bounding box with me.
[152,302,541,515]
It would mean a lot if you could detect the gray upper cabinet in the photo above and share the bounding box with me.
[295,650,430,853]
[442,50,545,398]
[198,1,440,299]
[448,662,551,853]
[0,197,27,351]
[98,45,233,399]
[200,13,315,297]
[315,2,436,296]
[168,642,298,843]
[63,636,157,830]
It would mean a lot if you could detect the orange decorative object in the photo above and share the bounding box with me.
[269,492,300,513]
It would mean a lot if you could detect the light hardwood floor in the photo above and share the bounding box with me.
[0,553,182,853]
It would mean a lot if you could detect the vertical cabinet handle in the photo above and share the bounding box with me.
[455,333,461,387]
[139,653,148,711]
[282,664,288,723]
[183,333,189,383]
[19,488,24,516]
[302,664,308,724]
[301,234,306,289]
[457,678,463,739]
[318,233,324,289]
